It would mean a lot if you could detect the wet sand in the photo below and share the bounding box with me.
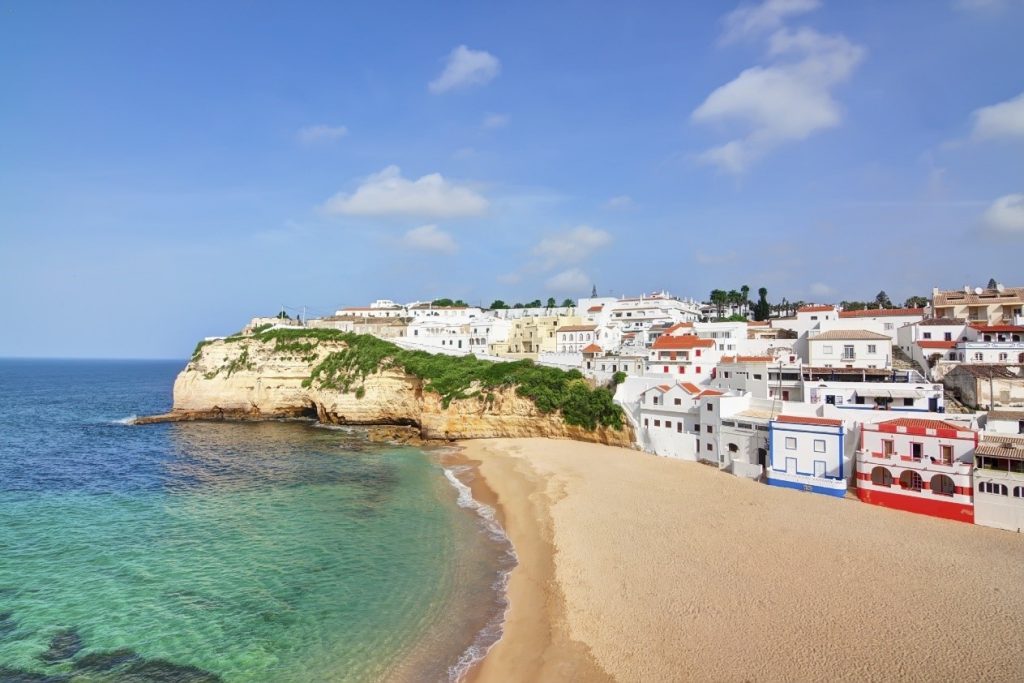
[460,437,1024,682]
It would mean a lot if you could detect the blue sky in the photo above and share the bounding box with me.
[2,0,1022,358]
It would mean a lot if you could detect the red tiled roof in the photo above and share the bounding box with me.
[721,355,774,363]
[747,321,769,326]
[917,340,956,349]
[839,307,924,318]
[587,305,603,312]
[679,382,702,394]
[876,417,970,431]
[775,415,843,427]
[798,305,835,313]
[664,322,694,333]
[697,389,724,397]
[658,384,671,392]
[581,343,602,353]
[556,325,597,333]
[969,324,1024,333]
[651,335,714,350]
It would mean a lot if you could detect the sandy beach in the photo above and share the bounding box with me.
[458,438,1024,682]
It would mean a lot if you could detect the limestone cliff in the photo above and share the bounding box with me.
[139,334,634,447]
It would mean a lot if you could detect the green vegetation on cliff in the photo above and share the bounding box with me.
[203,328,624,431]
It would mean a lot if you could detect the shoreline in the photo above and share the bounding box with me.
[450,440,612,682]
[457,437,1024,682]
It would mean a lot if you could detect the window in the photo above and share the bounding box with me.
[884,323,893,330]
[677,423,683,433]
[1014,486,1024,498]
[813,439,826,453]
[931,474,955,497]
[823,345,833,354]
[911,443,923,461]
[979,482,1008,496]
[707,404,713,412]
[903,398,914,407]
[678,367,685,374]
[753,374,762,380]
[706,425,712,433]
[923,332,932,339]
[899,471,923,492]
[843,345,855,359]
[674,398,681,405]
[644,419,649,428]
[652,396,659,405]
[724,372,731,378]
[654,420,661,427]
[855,395,866,405]
[785,437,797,450]
[973,352,983,361]
[944,332,952,341]
[706,443,713,451]
[871,467,893,487]
[665,421,672,429]
[664,366,669,373]
[867,345,877,354]
[999,353,1008,362]
[939,445,953,465]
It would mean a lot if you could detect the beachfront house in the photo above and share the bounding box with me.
[767,415,848,497]
[856,418,977,523]
[807,330,892,369]
[973,434,1024,532]
[637,383,719,460]
[644,334,718,383]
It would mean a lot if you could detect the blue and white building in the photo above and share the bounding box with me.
[767,415,850,497]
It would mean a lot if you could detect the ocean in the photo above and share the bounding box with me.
[0,359,513,682]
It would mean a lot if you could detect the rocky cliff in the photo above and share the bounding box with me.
[139,333,634,447]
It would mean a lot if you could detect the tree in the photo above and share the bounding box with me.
[904,295,929,309]
[526,299,542,308]
[741,284,750,314]
[489,300,509,310]
[546,297,557,308]
[276,309,289,319]
[431,298,454,307]
[727,289,742,314]
[874,291,893,309]
[987,278,998,290]
[561,298,575,308]
[754,287,770,321]
[512,303,524,309]
[709,289,727,318]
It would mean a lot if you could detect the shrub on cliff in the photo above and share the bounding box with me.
[239,329,624,431]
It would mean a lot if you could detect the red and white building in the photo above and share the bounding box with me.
[856,418,977,523]
[644,334,719,383]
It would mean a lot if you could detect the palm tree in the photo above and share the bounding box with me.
[741,285,750,315]
[710,289,727,318]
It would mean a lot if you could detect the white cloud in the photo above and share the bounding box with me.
[533,226,612,269]
[428,45,500,94]
[953,0,1013,11]
[496,272,522,285]
[545,268,591,293]
[970,92,1024,141]
[809,282,835,296]
[296,124,348,144]
[722,0,820,43]
[603,195,634,210]
[323,165,488,218]
[482,113,510,129]
[982,194,1024,234]
[400,224,458,253]
[693,26,864,173]
[695,249,738,265]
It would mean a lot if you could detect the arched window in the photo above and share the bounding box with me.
[980,482,1009,496]
[1014,487,1024,498]
[871,467,893,487]
[899,471,922,492]
[930,474,955,497]
[728,443,739,453]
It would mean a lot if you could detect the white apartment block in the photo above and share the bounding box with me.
[807,330,892,369]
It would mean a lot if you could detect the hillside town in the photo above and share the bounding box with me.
[242,282,1024,533]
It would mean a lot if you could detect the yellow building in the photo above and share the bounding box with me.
[489,315,583,359]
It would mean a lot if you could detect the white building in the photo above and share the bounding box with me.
[405,318,471,353]
[468,317,511,357]
[644,334,720,383]
[767,415,850,497]
[985,409,1024,436]
[555,324,598,353]
[827,307,926,342]
[637,382,722,460]
[973,434,1024,532]
[807,330,892,369]
[803,379,943,413]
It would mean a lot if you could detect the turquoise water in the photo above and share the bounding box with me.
[0,360,511,681]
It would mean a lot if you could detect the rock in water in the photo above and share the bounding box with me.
[72,648,141,673]
[37,628,83,663]
[0,611,18,639]
[123,659,224,682]
[0,667,70,682]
